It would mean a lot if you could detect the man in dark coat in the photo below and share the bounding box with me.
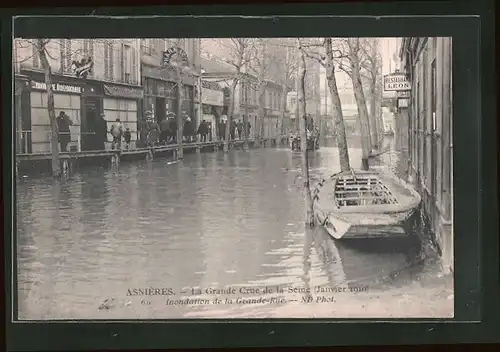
[160,116,171,145]
[219,120,226,141]
[95,112,108,150]
[56,111,73,152]
[230,120,237,140]
[197,120,208,142]
[168,117,178,143]
[236,120,243,139]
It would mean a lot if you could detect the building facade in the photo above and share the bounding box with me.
[139,38,202,144]
[201,54,284,140]
[399,37,453,273]
[14,38,142,153]
[201,80,224,141]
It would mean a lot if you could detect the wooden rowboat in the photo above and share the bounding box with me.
[313,168,421,240]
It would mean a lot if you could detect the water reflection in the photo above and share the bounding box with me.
[16,142,451,319]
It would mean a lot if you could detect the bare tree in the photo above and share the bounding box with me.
[297,40,315,228]
[213,38,255,153]
[300,38,351,172]
[35,39,61,177]
[337,38,372,170]
[360,38,383,151]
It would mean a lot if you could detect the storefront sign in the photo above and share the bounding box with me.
[398,98,409,108]
[384,74,411,92]
[104,84,143,99]
[397,90,410,98]
[30,80,81,94]
[162,47,189,67]
[71,57,94,79]
[202,88,224,106]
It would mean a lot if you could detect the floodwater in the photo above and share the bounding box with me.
[16,137,453,320]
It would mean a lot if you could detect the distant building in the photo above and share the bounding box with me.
[201,40,286,139]
[399,37,453,274]
[14,38,143,153]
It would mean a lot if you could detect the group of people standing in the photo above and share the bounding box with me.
[56,111,254,152]
[56,111,131,152]
[218,118,251,141]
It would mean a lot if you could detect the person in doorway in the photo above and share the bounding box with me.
[110,118,123,150]
[57,111,73,152]
[95,112,108,150]
[123,128,132,150]
[247,121,251,139]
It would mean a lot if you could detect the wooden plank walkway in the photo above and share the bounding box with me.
[16,139,254,162]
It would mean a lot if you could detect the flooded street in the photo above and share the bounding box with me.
[16,139,453,320]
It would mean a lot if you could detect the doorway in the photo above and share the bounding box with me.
[155,97,166,123]
[82,96,102,151]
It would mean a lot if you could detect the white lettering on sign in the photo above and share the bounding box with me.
[398,98,409,108]
[31,81,81,94]
[384,74,411,92]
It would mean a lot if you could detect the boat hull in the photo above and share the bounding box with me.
[313,169,421,240]
[315,206,416,240]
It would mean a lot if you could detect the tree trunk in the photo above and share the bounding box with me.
[369,82,379,151]
[276,83,288,147]
[351,63,371,170]
[242,82,249,151]
[224,80,238,153]
[176,65,184,159]
[297,48,315,228]
[37,40,61,178]
[254,84,265,147]
[325,38,351,172]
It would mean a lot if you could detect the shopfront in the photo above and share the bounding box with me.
[22,69,142,152]
[201,80,224,141]
[141,64,196,123]
[81,81,142,151]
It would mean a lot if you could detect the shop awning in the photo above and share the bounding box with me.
[104,84,144,99]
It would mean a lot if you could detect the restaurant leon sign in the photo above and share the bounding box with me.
[384,73,411,92]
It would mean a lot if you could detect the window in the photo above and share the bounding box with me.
[122,44,131,83]
[104,43,110,79]
[141,39,152,55]
[104,42,114,80]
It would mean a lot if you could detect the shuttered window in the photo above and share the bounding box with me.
[130,46,136,84]
[60,39,65,73]
[109,42,114,80]
[65,39,72,73]
[104,42,109,79]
